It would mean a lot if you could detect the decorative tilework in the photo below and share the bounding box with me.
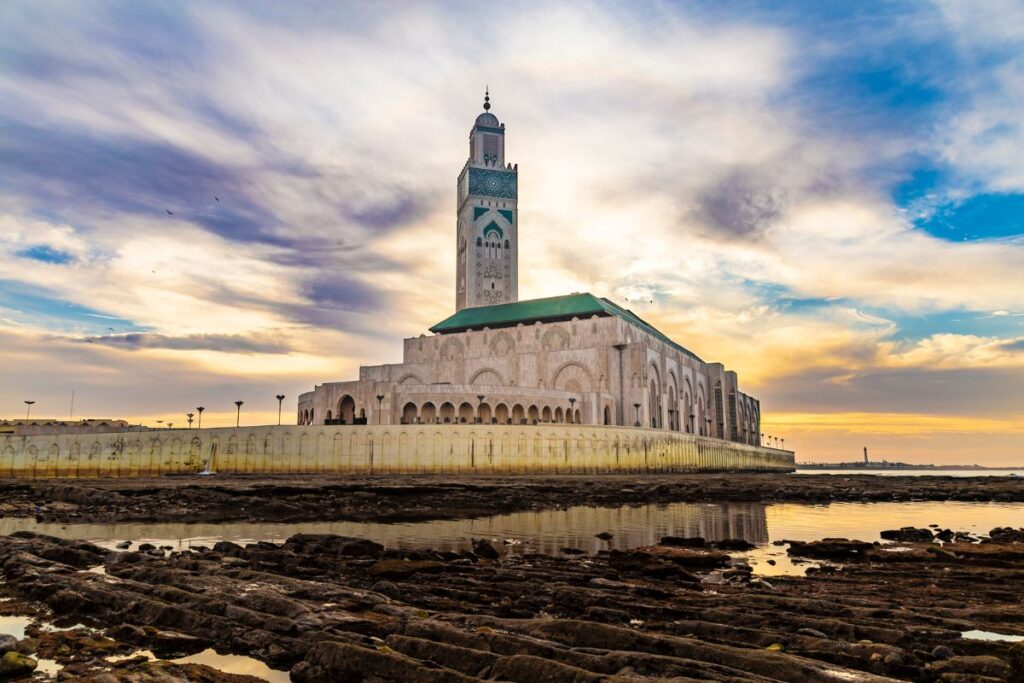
[468,168,517,200]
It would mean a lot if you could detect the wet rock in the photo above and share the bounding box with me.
[595,531,613,541]
[560,547,586,555]
[929,655,1012,679]
[371,580,402,599]
[148,630,209,659]
[988,527,1024,543]
[659,536,706,548]
[0,651,37,678]
[618,546,729,568]
[932,645,953,660]
[787,538,874,560]
[0,637,14,657]
[285,534,384,558]
[115,540,132,549]
[471,538,499,560]
[368,559,446,579]
[1009,641,1024,680]
[880,527,934,543]
[714,538,756,551]
[137,543,156,551]
[106,623,148,645]
[291,640,476,683]
[796,627,828,639]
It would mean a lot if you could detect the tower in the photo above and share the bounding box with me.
[456,89,518,310]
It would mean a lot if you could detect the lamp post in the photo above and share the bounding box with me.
[276,394,285,425]
[167,422,174,429]
[376,394,384,425]
[633,402,641,428]
[568,397,576,424]
[234,400,244,427]
[186,412,194,429]
[760,432,765,446]
[196,406,205,429]
[476,395,484,424]
[24,400,35,420]
[781,438,785,450]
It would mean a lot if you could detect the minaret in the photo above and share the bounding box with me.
[455,88,519,311]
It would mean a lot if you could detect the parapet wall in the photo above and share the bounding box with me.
[0,424,794,478]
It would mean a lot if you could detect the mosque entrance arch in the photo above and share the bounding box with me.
[338,396,357,425]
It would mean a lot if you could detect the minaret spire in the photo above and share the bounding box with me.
[483,86,490,111]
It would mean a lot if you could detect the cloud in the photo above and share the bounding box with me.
[998,339,1024,352]
[72,332,292,354]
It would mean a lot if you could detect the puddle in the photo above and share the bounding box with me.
[35,658,61,675]
[107,648,288,682]
[962,629,1024,643]
[0,615,32,639]
[175,649,290,682]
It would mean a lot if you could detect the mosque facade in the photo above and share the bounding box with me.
[298,95,762,447]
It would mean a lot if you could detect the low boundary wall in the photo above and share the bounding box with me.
[0,424,794,478]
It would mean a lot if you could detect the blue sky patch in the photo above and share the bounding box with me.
[0,278,144,333]
[15,245,74,264]
[914,193,1024,241]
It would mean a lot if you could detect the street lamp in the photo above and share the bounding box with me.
[781,438,785,450]
[186,412,194,429]
[476,394,485,424]
[167,422,174,429]
[633,402,641,428]
[234,401,244,427]
[276,394,285,425]
[24,400,35,420]
[568,397,576,424]
[376,394,384,425]
[196,406,205,429]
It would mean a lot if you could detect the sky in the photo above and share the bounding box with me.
[1,1,1023,465]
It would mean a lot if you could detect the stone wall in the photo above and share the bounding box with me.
[0,425,794,478]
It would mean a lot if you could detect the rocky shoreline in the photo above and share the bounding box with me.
[2,473,1024,524]
[1,523,1024,681]
[1,474,1024,681]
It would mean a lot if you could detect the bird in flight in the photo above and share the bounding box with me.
[214,196,220,201]
[166,209,174,215]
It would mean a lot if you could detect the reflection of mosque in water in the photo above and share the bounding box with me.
[0,502,769,556]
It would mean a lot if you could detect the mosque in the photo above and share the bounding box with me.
[297,93,762,447]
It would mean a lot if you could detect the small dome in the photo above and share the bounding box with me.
[475,112,499,127]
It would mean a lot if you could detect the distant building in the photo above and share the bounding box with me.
[0,419,140,436]
[298,93,762,445]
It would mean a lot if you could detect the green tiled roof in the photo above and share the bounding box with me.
[429,293,703,362]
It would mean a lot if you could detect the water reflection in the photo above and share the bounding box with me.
[2,501,1022,561]
[0,502,768,555]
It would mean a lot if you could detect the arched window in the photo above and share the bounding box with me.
[476,236,482,247]
[504,239,510,249]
